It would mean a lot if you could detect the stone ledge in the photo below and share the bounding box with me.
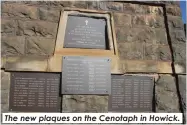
[121,60,173,73]
[5,56,48,72]
[3,56,174,74]
[1,57,6,69]
[3,55,123,74]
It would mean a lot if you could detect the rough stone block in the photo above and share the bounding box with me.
[157,45,172,61]
[166,6,181,16]
[115,27,156,44]
[170,29,186,44]
[172,43,186,62]
[17,20,58,38]
[62,95,108,112]
[5,56,48,71]
[123,3,162,15]
[1,36,25,56]
[144,44,158,60]
[38,7,60,22]
[99,2,123,12]
[178,75,186,115]
[132,15,165,28]
[168,15,184,30]
[149,6,164,15]
[118,42,143,60]
[71,1,87,9]
[87,1,98,10]
[1,19,16,36]
[155,75,180,112]
[2,3,38,19]
[154,28,168,45]
[174,61,186,74]
[26,37,55,56]
[122,60,157,73]
[113,13,131,26]
[163,1,180,7]
[115,27,127,43]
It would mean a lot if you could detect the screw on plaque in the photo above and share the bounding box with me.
[64,57,66,59]
[107,59,110,62]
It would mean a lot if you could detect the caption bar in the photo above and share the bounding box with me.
[2,113,183,124]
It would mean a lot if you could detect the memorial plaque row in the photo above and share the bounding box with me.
[9,56,154,112]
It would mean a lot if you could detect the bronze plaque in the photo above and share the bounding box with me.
[108,75,154,112]
[9,72,61,112]
[61,56,111,94]
[64,15,107,49]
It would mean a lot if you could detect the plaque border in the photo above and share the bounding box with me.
[54,8,119,57]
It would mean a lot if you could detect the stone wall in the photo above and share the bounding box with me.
[1,1,186,121]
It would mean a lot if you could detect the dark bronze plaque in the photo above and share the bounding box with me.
[9,72,61,112]
[108,75,154,112]
[61,56,111,94]
[64,15,107,49]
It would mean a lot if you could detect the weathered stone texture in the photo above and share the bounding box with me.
[178,75,186,107]
[1,36,25,57]
[116,26,168,46]
[38,7,60,22]
[172,43,186,62]
[132,15,165,28]
[178,75,186,123]
[71,1,87,9]
[154,28,168,45]
[157,45,172,61]
[122,60,157,73]
[173,43,186,74]
[144,44,158,60]
[169,29,186,44]
[17,20,58,38]
[5,56,48,72]
[117,42,143,60]
[168,16,184,30]
[2,3,38,19]
[87,1,98,10]
[1,19,17,36]
[62,95,108,112]
[1,71,10,113]
[113,13,131,26]
[116,27,156,44]
[99,2,123,12]
[123,3,149,14]
[26,37,55,55]
[166,6,181,16]
[155,75,180,112]
[149,6,164,15]
[124,3,163,15]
